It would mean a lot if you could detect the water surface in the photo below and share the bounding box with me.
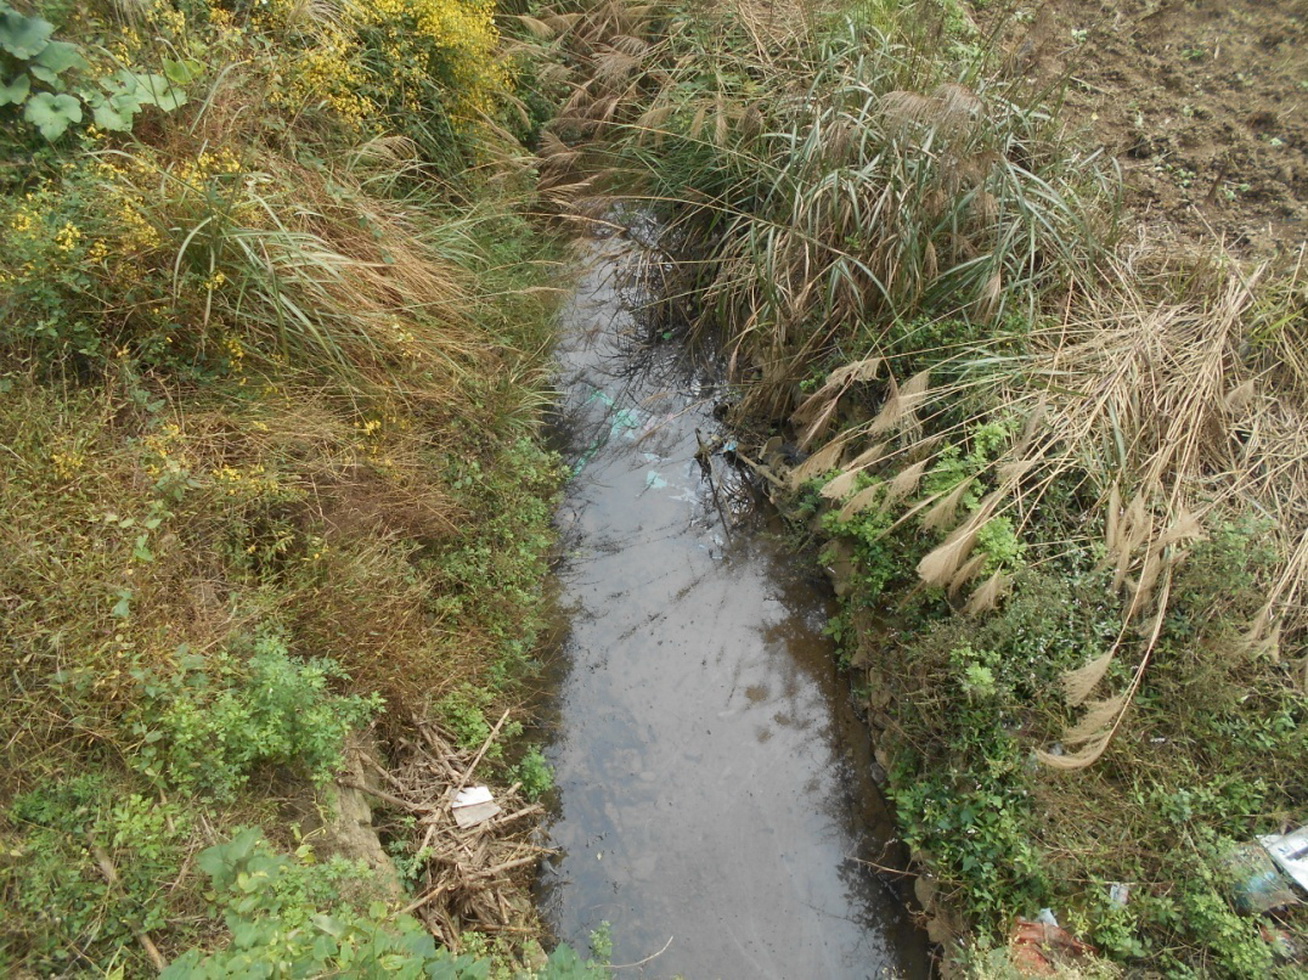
[539,223,929,979]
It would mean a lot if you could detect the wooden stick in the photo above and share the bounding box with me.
[849,854,916,878]
[91,844,167,973]
[418,820,439,854]
[337,779,430,813]
[361,752,410,792]
[732,450,789,491]
[610,934,675,970]
[469,852,543,880]
[415,722,462,779]
[451,709,512,798]
[398,883,448,918]
[487,803,545,828]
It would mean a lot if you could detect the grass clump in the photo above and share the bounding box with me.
[535,0,1117,414]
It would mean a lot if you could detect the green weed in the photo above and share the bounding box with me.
[512,745,555,802]
[5,775,196,974]
[129,635,383,801]
[166,829,609,978]
[164,827,486,978]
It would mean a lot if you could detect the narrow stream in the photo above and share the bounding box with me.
[538,218,930,979]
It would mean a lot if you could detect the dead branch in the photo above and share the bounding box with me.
[91,843,167,973]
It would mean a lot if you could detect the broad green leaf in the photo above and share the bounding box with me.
[82,87,135,130]
[34,39,85,74]
[27,64,58,85]
[22,91,81,139]
[99,69,187,119]
[125,71,169,101]
[311,913,344,937]
[152,85,188,112]
[128,72,188,112]
[163,57,203,85]
[229,920,262,948]
[95,101,133,129]
[0,8,52,60]
[0,71,29,106]
[100,70,145,103]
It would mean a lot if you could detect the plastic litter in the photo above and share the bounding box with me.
[610,407,644,440]
[1009,916,1095,976]
[451,785,501,829]
[1221,841,1298,913]
[1260,826,1308,894]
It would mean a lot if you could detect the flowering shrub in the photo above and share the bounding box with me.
[351,0,508,124]
[241,0,509,144]
[0,144,252,371]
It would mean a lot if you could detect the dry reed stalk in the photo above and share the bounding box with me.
[792,238,1308,768]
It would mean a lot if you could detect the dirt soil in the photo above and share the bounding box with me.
[992,0,1308,255]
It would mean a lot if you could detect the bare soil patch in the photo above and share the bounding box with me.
[994,0,1308,254]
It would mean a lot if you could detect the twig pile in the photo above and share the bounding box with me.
[348,710,551,947]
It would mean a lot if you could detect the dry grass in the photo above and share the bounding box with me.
[796,235,1308,767]
[533,0,1118,418]
[0,376,445,796]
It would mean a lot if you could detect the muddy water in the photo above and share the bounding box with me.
[539,221,929,979]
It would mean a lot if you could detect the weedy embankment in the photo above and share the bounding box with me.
[531,0,1307,975]
[0,1,605,976]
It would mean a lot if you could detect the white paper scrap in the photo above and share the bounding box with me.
[451,785,500,829]
[452,786,494,809]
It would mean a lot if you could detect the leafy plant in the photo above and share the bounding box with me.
[164,827,491,979]
[0,3,194,141]
[4,775,194,973]
[130,635,383,801]
[169,828,609,979]
[511,745,554,802]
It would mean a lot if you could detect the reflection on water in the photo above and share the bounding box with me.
[538,227,930,979]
